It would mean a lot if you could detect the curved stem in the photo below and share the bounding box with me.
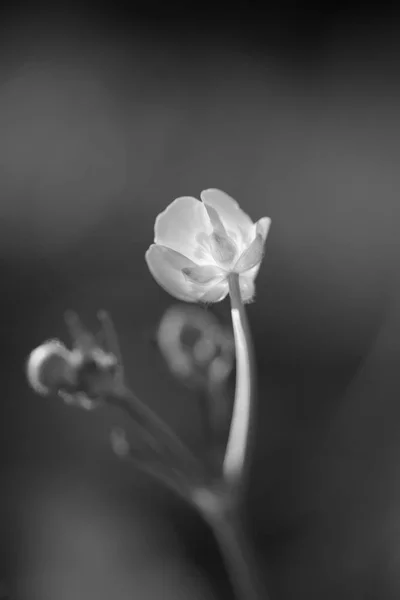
[223,273,256,495]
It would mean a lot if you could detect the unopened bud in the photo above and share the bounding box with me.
[26,340,74,396]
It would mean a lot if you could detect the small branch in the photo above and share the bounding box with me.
[66,309,206,484]
[134,461,192,504]
[111,429,192,505]
[107,387,204,483]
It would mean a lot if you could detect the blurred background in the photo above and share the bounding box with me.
[2,2,400,598]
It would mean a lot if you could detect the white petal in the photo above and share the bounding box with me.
[239,274,256,303]
[201,280,229,303]
[182,263,224,284]
[203,203,227,236]
[234,233,264,273]
[238,256,267,302]
[154,196,213,264]
[145,244,200,302]
[200,189,255,249]
[244,262,262,281]
[255,217,271,242]
[234,217,271,274]
[145,244,226,303]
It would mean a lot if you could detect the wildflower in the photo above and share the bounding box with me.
[157,303,234,388]
[26,312,119,408]
[145,189,271,303]
[157,303,234,453]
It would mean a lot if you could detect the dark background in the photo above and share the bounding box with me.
[1,2,400,598]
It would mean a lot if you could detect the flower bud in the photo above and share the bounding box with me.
[26,340,75,396]
[71,348,118,399]
[26,335,118,404]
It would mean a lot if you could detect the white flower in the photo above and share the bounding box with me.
[157,303,234,384]
[145,189,271,303]
[26,338,118,403]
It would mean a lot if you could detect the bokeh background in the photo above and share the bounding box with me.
[2,2,400,598]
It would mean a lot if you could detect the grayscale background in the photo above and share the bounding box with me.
[1,3,400,599]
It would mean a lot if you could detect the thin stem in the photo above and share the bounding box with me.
[223,273,256,495]
[212,513,267,600]
[63,310,205,484]
[111,424,192,503]
[97,310,204,481]
[193,490,267,600]
[124,454,192,505]
[107,387,204,482]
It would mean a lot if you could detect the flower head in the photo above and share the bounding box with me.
[157,303,234,387]
[26,311,121,408]
[145,189,271,303]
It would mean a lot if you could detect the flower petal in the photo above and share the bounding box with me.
[239,274,256,303]
[255,217,271,242]
[182,264,223,284]
[201,280,229,303]
[200,189,255,249]
[146,244,201,302]
[146,244,226,303]
[234,233,264,273]
[203,203,227,236]
[209,232,238,265]
[234,216,271,274]
[154,196,213,264]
